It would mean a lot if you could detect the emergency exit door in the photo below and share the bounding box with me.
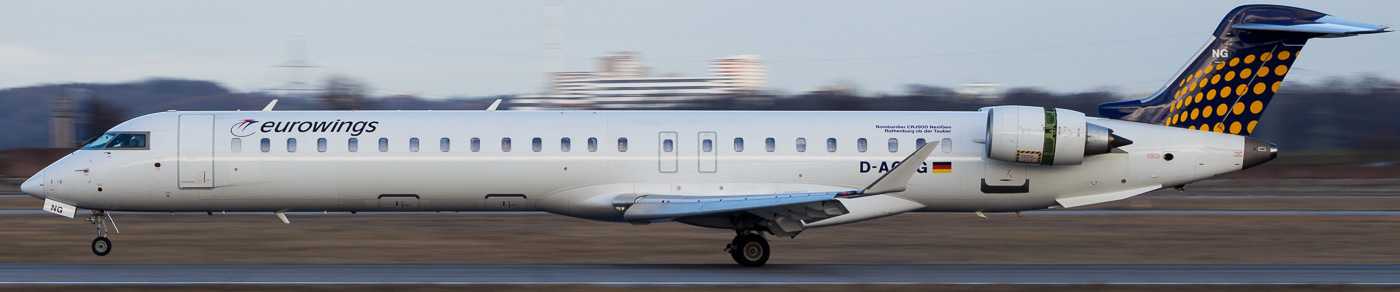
[697,132,717,173]
[178,115,214,188]
[659,132,678,173]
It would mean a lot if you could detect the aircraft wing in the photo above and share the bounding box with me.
[613,141,938,236]
[617,191,852,222]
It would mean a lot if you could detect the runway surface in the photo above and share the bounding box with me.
[4,264,1400,285]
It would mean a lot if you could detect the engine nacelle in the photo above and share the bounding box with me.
[983,106,1129,166]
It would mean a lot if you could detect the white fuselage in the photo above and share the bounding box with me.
[24,110,1249,223]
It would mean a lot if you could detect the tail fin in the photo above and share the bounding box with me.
[1098,5,1387,135]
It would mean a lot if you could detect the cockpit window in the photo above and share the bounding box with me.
[83,132,149,150]
[83,134,117,149]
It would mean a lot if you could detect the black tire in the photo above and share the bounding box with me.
[92,237,111,256]
[729,234,769,267]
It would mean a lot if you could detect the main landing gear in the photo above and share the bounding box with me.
[725,232,769,267]
[85,210,117,256]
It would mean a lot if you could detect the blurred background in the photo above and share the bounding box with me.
[2,0,1399,188]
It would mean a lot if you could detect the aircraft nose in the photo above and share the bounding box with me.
[21,172,44,199]
[1242,137,1278,170]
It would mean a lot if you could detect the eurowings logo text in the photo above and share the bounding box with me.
[229,119,381,137]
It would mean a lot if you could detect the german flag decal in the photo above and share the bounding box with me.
[928,162,952,173]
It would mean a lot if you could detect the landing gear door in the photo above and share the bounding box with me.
[178,114,214,188]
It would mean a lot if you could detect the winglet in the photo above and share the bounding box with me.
[262,99,279,111]
[862,141,939,195]
[486,99,502,111]
[274,210,290,224]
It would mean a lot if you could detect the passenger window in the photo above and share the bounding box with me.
[587,137,598,152]
[561,137,571,152]
[287,138,297,153]
[942,138,952,153]
[733,138,744,152]
[765,138,775,152]
[796,138,806,152]
[501,138,512,152]
[888,138,898,153]
[532,137,543,152]
[703,139,713,153]
[260,138,270,153]
[441,138,451,152]
[379,138,389,152]
[618,138,628,152]
[231,138,242,153]
[663,139,674,152]
[917,138,927,148]
[471,137,481,152]
[827,138,837,152]
[348,138,359,152]
[409,138,420,152]
[317,138,327,152]
[857,138,867,153]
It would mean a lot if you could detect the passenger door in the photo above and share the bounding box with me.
[177,115,214,188]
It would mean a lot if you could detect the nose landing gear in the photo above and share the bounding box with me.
[724,232,769,267]
[85,210,117,256]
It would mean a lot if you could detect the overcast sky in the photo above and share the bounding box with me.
[1,1,1397,98]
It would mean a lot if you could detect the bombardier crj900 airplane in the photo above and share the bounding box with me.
[18,5,1389,266]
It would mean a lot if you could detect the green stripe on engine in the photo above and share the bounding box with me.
[1041,108,1057,165]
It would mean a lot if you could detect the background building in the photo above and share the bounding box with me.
[513,52,767,110]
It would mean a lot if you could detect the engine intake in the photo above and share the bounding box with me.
[984,106,1131,165]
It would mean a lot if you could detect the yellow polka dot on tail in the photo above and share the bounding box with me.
[1204,106,1213,118]
[1230,58,1240,66]
[1191,108,1200,120]
[1261,52,1272,62]
[1236,84,1248,96]
[1258,66,1270,77]
[1279,51,1291,60]
[1221,87,1232,98]
[1232,102,1245,115]
[1215,63,1224,70]
[1195,92,1203,103]
[1253,83,1266,95]
[1230,121,1242,134]
[1216,104,1228,116]
[1241,68,1253,79]
[1250,100,1264,114]
[1213,123,1225,133]
[1247,120,1258,133]
[1275,65,1288,75]
[1207,89,1217,100]
[1245,55,1256,64]
[1189,125,1196,130]
[1225,71,1236,81]
[1272,81,1281,93]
